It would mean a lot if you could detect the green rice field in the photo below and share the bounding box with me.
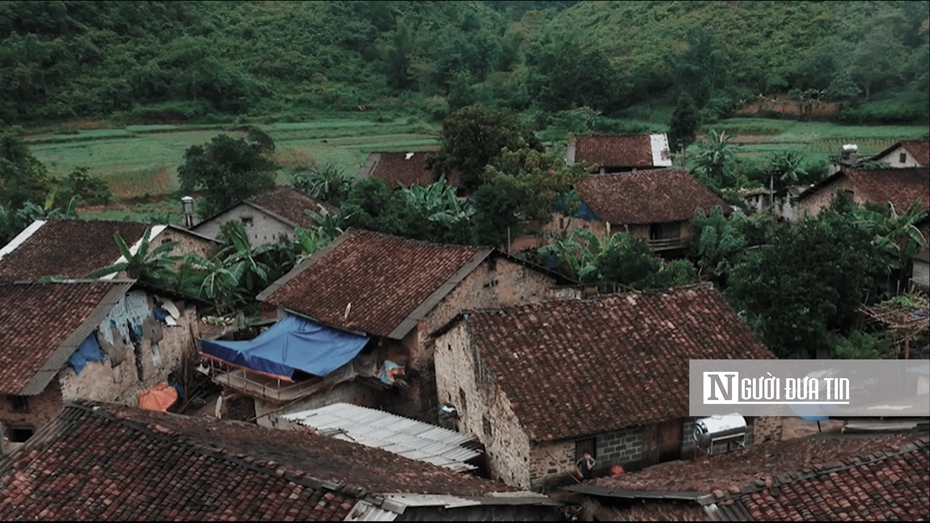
[24,114,928,223]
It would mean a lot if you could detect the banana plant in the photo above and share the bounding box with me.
[84,227,180,285]
[854,198,928,272]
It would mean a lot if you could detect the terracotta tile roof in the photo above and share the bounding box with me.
[258,229,489,339]
[730,436,930,521]
[901,140,930,166]
[0,403,514,521]
[0,219,153,282]
[248,187,338,228]
[573,134,669,169]
[459,284,774,442]
[0,281,131,395]
[574,169,728,225]
[363,152,456,189]
[844,167,930,213]
[593,433,922,493]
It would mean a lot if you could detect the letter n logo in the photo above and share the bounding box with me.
[704,372,738,404]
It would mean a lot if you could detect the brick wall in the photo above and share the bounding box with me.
[192,204,295,247]
[681,419,697,457]
[434,323,533,488]
[751,415,783,443]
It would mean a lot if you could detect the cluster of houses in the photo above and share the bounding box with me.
[0,134,927,521]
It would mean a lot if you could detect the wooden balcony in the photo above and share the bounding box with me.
[212,368,335,404]
[646,237,685,251]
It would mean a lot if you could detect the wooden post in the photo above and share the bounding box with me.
[905,336,910,360]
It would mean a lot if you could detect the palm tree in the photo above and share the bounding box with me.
[85,227,180,285]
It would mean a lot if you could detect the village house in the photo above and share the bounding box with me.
[559,432,929,521]
[231,228,577,425]
[0,218,217,282]
[431,283,779,490]
[797,166,930,221]
[0,401,566,521]
[870,139,930,168]
[189,187,336,247]
[357,151,455,189]
[0,280,201,452]
[796,166,930,291]
[523,168,729,257]
[566,134,673,174]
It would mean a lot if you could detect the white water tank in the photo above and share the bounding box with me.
[693,413,747,448]
[840,144,858,159]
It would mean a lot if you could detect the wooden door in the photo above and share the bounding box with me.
[642,419,683,466]
[658,419,683,462]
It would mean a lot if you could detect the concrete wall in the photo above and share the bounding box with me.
[875,146,923,168]
[193,204,295,247]
[435,323,533,489]
[59,291,198,405]
[0,380,64,445]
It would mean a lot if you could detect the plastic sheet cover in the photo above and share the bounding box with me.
[200,314,369,379]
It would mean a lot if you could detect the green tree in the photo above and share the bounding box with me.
[85,228,181,286]
[725,208,882,358]
[854,198,929,291]
[57,166,113,205]
[667,93,700,164]
[380,18,417,90]
[666,27,728,108]
[427,105,543,192]
[0,130,52,209]
[177,132,277,217]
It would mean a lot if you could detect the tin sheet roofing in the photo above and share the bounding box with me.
[284,403,481,472]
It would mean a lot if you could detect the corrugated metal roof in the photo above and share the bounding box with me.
[284,403,481,472]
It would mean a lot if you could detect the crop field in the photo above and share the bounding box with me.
[24,114,928,222]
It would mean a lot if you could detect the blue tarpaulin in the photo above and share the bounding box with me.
[573,199,599,221]
[200,314,370,379]
[68,333,105,375]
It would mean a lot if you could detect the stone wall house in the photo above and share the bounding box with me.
[0,219,218,282]
[796,167,929,223]
[562,433,929,521]
[515,169,729,258]
[870,139,929,168]
[566,134,673,174]
[0,401,565,521]
[0,280,201,451]
[431,284,778,490]
[190,187,336,247]
[248,228,578,425]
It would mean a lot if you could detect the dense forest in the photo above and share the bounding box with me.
[0,0,927,125]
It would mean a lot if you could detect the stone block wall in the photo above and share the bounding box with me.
[434,323,532,488]
[596,426,645,464]
[0,381,64,445]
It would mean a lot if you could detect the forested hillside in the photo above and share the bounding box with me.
[0,0,926,125]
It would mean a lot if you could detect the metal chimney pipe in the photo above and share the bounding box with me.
[181,196,195,228]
